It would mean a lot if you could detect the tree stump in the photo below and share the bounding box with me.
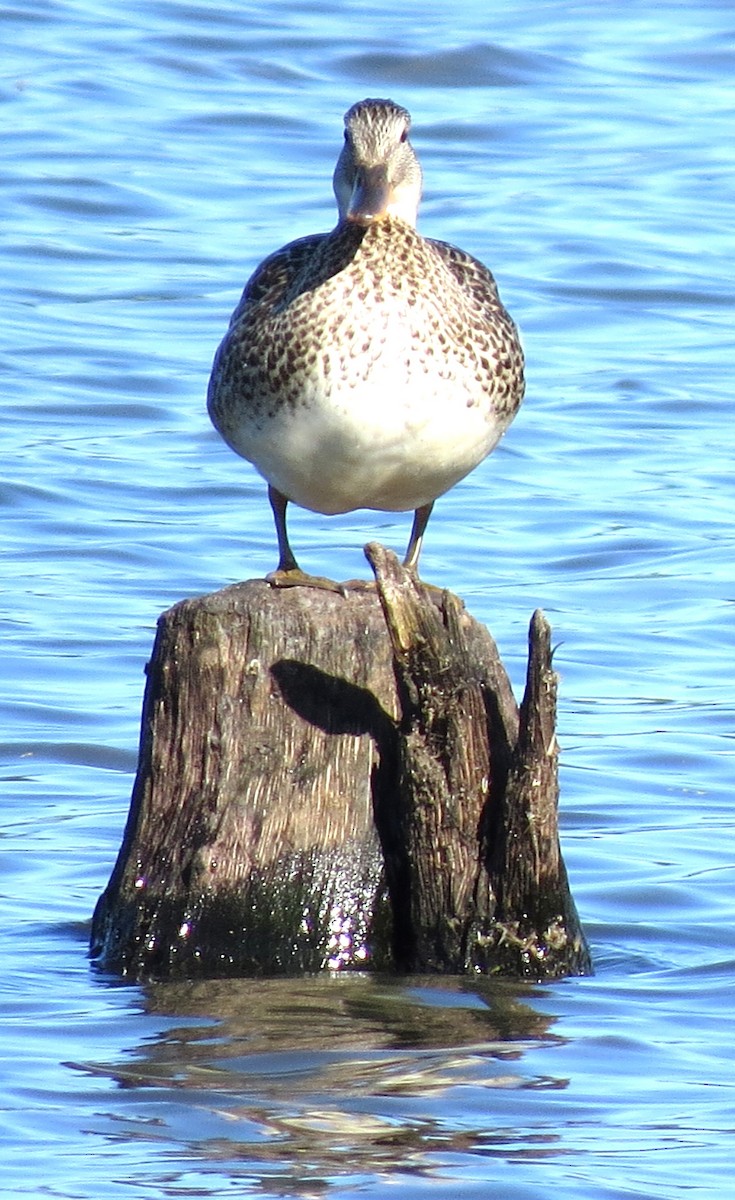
[91,545,591,981]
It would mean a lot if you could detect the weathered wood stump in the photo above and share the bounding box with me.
[91,545,591,981]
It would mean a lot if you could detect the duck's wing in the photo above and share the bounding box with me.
[425,237,514,323]
[227,233,328,327]
[426,236,525,419]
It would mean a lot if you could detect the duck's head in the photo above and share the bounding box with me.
[333,98,423,228]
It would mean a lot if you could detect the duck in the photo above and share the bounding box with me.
[207,97,524,587]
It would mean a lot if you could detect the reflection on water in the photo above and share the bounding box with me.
[143,974,557,1055]
[3,0,735,1196]
[71,976,564,1188]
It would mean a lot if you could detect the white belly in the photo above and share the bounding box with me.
[227,365,503,515]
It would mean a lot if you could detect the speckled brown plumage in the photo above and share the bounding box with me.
[207,98,524,581]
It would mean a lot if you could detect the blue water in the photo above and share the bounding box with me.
[3,0,734,1196]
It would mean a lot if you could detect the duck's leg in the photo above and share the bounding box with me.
[265,485,346,593]
[343,502,438,592]
[268,484,299,573]
[403,502,434,575]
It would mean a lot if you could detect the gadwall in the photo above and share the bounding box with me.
[208,98,524,586]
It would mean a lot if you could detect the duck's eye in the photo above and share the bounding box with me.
[399,128,408,143]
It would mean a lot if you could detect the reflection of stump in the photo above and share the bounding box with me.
[91,544,591,981]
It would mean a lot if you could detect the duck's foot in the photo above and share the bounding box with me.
[416,579,453,605]
[265,567,349,595]
[337,577,377,593]
[346,572,450,609]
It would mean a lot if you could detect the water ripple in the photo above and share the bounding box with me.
[2,0,735,1197]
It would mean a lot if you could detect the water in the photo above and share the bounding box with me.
[2,0,734,1195]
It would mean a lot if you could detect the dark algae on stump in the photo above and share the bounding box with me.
[91,547,591,981]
